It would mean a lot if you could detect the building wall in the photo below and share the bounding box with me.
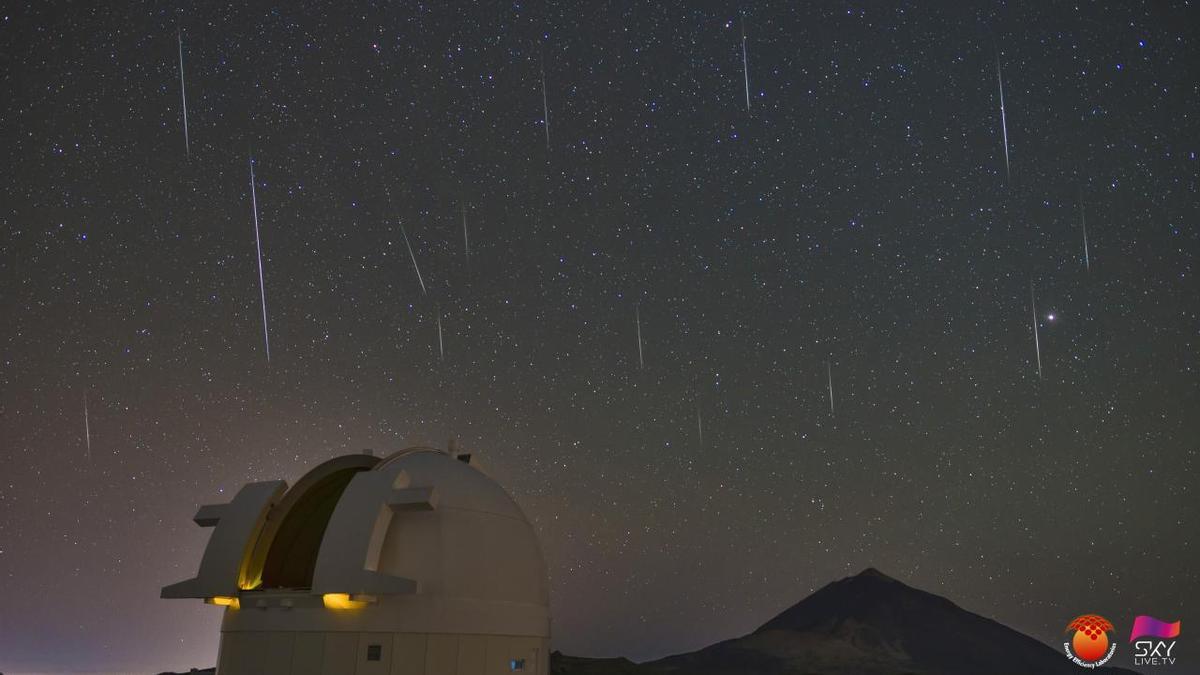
[216,631,548,675]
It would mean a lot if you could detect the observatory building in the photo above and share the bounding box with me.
[162,447,550,675]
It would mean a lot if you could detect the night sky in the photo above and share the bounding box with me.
[2,2,1198,673]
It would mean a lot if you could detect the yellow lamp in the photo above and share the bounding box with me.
[207,596,240,609]
[323,593,369,610]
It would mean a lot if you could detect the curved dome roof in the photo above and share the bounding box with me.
[163,447,549,638]
[356,448,549,607]
[373,448,530,522]
[200,447,551,638]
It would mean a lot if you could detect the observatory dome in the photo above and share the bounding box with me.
[163,447,550,675]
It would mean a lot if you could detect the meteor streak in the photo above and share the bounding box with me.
[83,392,91,460]
[996,52,1011,181]
[1079,190,1090,271]
[826,360,835,416]
[741,15,751,111]
[635,304,644,370]
[1030,280,1042,380]
[400,223,427,295]
[249,159,270,362]
[462,204,470,266]
[178,29,190,157]
[436,307,444,360]
[539,46,551,149]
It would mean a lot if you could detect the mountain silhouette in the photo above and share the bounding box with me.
[555,568,1135,675]
[166,569,1137,675]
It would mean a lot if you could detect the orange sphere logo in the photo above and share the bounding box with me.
[1065,614,1116,666]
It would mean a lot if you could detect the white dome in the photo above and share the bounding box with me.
[163,447,551,675]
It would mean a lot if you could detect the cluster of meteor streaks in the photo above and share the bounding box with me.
[160,23,1065,413]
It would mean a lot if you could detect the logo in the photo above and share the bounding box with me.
[1064,614,1117,667]
[1130,615,1180,667]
